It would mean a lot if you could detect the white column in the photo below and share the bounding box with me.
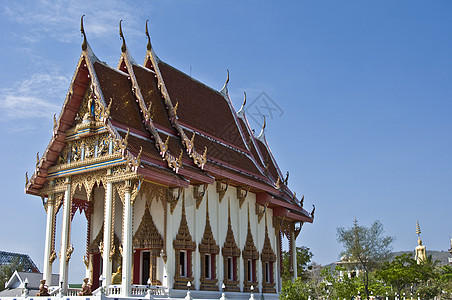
[59,177,71,295]
[102,179,113,288]
[43,194,55,285]
[291,230,297,280]
[121,180,133,297]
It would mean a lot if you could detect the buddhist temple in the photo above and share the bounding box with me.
[22,17,314,299]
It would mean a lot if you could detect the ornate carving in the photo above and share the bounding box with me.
[139,181,167,204]
[261,214,277,293]
[173,197,196,251]
[199,194,219,291]
[236,186,250,209]
[133,204,163,249]
[243,204,259,293]
[167,187,182,214]
[66,244,74,263]
[215,180,229,203]
[164,149,183,173]
[255,203,268,224]
[222,198,240,292]
[190,147,207,169]
[173,197,196,289]
[193,184,207,209]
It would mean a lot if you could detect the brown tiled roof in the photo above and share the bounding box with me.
[132,65,174,131]
[256,138,281,183]
[94,62,148,135]
[193,134,262,178]
[237,118,265,171]
[158,62,247,150]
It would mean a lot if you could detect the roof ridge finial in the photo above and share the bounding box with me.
[80,15,87,51]
[145,20,152,51]
[257,115,266,138]
[119,20,126,53]
[225,69,229,85]
[237,91,247,115]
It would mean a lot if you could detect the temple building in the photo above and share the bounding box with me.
[23,17,314,299]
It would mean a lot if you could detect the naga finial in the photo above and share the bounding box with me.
[225,69,229,85]
[53,114,57,130]
[36,152,40,166]
[119,20,126,53]
[25,172,29,187]
[80,15,87,51]
[284,171,289,185]
[311,204,315,219]
[145,19,152,51]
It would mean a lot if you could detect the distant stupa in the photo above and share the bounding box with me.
[415,221,426,264]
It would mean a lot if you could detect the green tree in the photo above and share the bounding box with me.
[281,246,314,282]
[0,257,26,291]
[376,254,419,296]
[337,219,394,300]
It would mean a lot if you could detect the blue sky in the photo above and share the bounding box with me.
[1,0,451,280]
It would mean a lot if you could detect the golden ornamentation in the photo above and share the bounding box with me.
[193,184,207,209]
[167,187,182,214]
[236,186,250,209]
[255,203,268,224]
[66,244,74,263]
[83,255,89,268]
[173,196,196,289]
[261,214,277,293]
[190,147,207,169]
[133,204,163,249]
[215,180,229,203]
[284,171,289,186]
[275,177,281,190]
[242,204,259,293]
[222,198,241,292]
[49,251,57,264]
[25,172,29,188]
[139,181,167,204]
[113,129,129,154]
[199,195,219,291]
[164,149,183,173]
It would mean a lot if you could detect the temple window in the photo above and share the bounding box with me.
[179,250,187,277]
[242,203,259,292]
[173,197,196,289]
[199,196,219,291]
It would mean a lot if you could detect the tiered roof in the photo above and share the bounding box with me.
[25,17,313,223]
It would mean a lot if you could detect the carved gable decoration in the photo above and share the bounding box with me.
[133,205,163,249]
[173,198,196,250]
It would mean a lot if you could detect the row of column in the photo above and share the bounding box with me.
[41,176,298,296]
[41,175,134,297]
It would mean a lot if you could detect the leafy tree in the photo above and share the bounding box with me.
[281,246,313,282]
[280,277,311,300]
[0,257,26,291]
[337,219,394,300]
[376,254,419,296]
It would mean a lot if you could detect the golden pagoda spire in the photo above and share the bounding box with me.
[416,220,421,237]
